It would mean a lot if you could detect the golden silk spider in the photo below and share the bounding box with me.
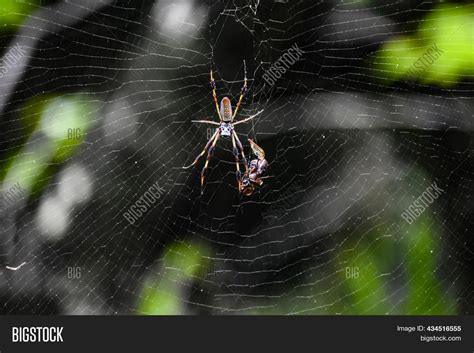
[183,61,266,195]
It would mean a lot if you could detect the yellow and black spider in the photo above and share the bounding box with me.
[183,61,263,194]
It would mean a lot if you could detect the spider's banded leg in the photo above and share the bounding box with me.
[182,129,219,169]
[191,120,220,125]
[210,70,222,121]
[200,131,220,194]
[231,133,242,190]
[232,60,247,120]
[232,130,248,173]
[233,109,264,125]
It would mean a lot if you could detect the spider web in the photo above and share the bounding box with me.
[0,0,472,315]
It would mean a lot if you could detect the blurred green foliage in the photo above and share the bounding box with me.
[137,242,210,315]
[404,214,452,314]
[0,0,40,28]
[253,211,456,315]
[2,94,95,199]
[40,96,92,161]
[137,204,457,315]
[336,234,393,315]
[372,3,474,86]
[339,212,453,315]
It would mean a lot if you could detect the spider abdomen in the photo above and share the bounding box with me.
[220,96,233,121]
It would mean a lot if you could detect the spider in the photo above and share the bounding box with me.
[183,62,263,194]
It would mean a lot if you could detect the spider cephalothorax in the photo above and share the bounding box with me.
[219,121,233,138]
[183,61,264,194]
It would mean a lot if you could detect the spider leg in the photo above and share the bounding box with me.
[232,60,247,120]
[191,120,220,125]
[233,109,264,125]
[200,131,220,193]
[232,130,248,173]
[210,69,222,121]
[231,133,243,190]
[183,128,219,169]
